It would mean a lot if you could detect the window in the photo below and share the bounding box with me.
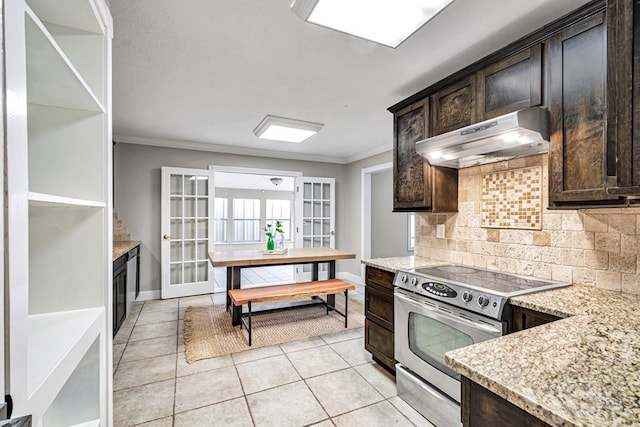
[408,212,415,251]
[233,199,261,242]
[266,199,292,241]
[214,198,228,243]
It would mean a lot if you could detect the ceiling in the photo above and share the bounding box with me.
[110,0,591,165]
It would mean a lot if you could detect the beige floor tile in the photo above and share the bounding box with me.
[279,336,325,354]
[113,343,126,365]
[306,369,384,417]
[286,345,349,378]
[136,309,178,325]
[246,381,328,427]
[174,397,253,427]
[120,336,177,363]
[114,326,133,345]
[236,354,301,394]
[121,314,139,330]
[132,416,173,426]
[332,401,414,427]
[232,344,283,365]
[178,295,214,319]
[330,337,372,366]
[114,354,177,391]
[309,421,335,427]
[113,379,175,427]
[320,327,364,344]
[176,351,233,377]
[141,299,179,313]
[130,321,178,342]
[355,363,397,399]
[388,396,435,427]
[174,366,244,413]
[178,333,185,352]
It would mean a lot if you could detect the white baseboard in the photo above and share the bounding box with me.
[135,290,161,301]
[337,271,365,294]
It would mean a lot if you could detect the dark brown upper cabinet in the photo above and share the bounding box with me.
[393,99,458,212]
[432,75,477,136]
[548,4,636,207]
[476,45,543,121]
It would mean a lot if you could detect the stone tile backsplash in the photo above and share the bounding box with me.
[415,154,640,294]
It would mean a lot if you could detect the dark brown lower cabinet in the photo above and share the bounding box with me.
[512,306,562,332]
[113,254,127,336]
[364,266,396,373]
[461,377,552,427]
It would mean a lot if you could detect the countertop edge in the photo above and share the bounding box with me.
[113,240,141,261]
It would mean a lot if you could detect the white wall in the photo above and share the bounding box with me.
[113,143,352,294]
[371,169,412,258]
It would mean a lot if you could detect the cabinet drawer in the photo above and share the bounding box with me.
[365,283,394,330]
[365,266,395,290]
[365,319,395,372]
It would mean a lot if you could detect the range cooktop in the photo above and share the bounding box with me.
[393,264,571,319]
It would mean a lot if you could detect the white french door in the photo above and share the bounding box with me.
[161,167,215,299]
[294,177,335,281]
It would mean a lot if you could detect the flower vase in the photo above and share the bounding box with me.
[275,232,284,250]
[266,235,275,251]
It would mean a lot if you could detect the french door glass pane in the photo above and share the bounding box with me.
[169,172,210,285]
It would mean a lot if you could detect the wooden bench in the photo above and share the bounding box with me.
[228,279,356,346]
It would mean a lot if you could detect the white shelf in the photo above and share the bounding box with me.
[25,8,103,112]
[26,0,104,34]
[29,192,105,208]
[28,308,103,406]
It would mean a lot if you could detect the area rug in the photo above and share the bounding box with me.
[184,298,365,364]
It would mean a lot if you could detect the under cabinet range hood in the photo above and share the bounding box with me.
[416,107,549,169]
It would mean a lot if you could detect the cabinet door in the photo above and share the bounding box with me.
[512,306,561,332]
[364,319,395,373]
[393,99,432,211]
[548,12,625,206]
[477,45,542,121]
[393,99,458,212]
[610,0,640,196]
[432,75,477,135]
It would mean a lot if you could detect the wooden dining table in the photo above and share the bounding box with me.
[208,247,356,325]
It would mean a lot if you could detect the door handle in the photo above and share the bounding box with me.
[163,234,171,240]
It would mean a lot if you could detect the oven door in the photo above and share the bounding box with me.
[394,288,504,402]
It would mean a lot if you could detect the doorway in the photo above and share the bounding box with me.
[210,166,302,292]
[361,162,413,280]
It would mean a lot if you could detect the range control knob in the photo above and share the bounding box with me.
[477,295,490,308]
[401,274,408,283]
[410,277,418,286]
[462,291,473,303]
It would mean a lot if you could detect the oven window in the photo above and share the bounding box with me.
[408,312,474,380]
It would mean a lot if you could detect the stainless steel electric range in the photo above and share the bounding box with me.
[393,264,570,427]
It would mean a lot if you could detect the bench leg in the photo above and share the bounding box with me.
[248,301,252,346]
[344,290,348,328]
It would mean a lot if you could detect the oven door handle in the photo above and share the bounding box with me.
[394,291,503,336]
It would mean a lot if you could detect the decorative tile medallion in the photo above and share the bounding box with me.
[481,166,542,230]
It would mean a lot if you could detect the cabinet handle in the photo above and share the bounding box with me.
[163,234,171,240]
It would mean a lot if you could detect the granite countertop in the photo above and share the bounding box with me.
[113,240,141,261]
[360,256,442,273]
[446,285,640,426]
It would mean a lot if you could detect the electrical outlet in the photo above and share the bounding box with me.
[436,224,445,239]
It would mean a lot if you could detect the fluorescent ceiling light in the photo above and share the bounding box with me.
[291,0,455,48]
[253,115,324,143]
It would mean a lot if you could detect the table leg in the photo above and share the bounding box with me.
[311,263,319,281]
[231,267,242,326]
[226,266,233,311]
[327,260,336,307]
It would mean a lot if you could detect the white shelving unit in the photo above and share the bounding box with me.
[5,0,113,425]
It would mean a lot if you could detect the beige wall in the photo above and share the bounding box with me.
[371,169,412,258]
[415,154,640,294]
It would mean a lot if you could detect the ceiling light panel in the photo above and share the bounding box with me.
[253,115,324,143]
[292,0,455,48]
